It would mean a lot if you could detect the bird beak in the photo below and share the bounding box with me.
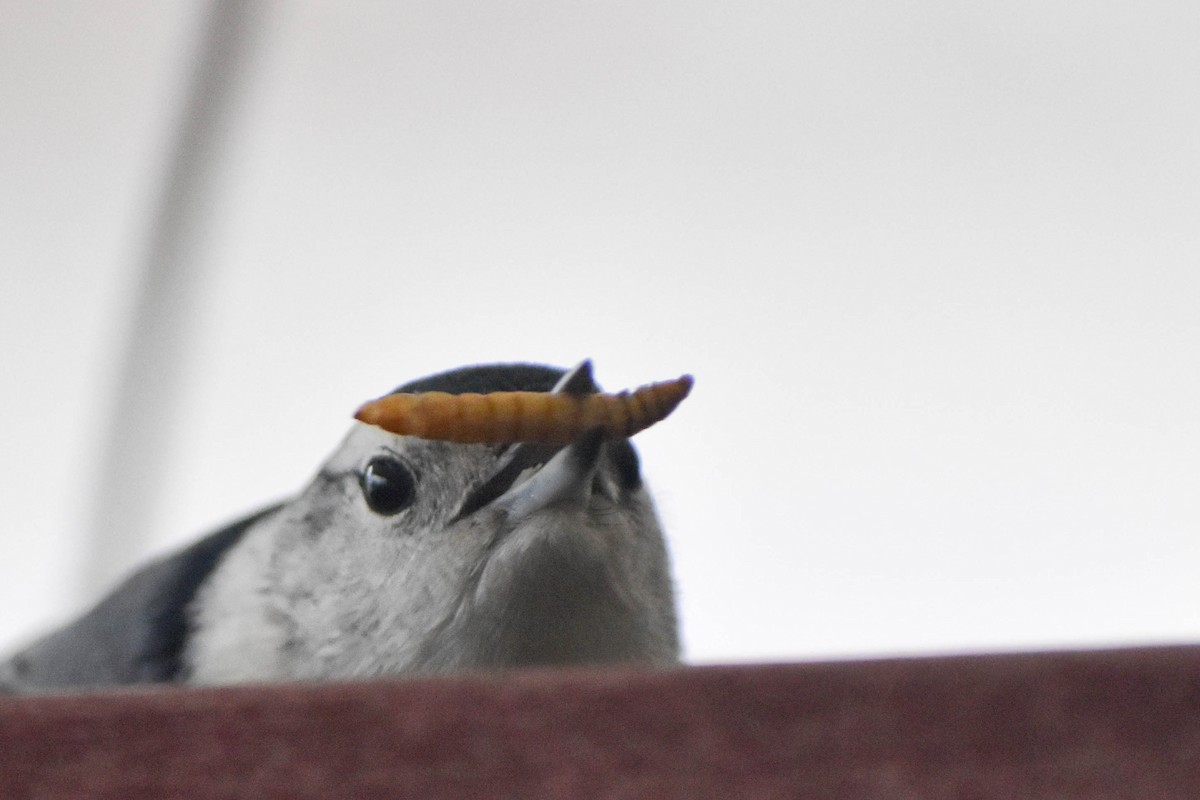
[490,428,605,522]
[452,360,600,522]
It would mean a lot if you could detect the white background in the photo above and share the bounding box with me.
[2,1,1198,665]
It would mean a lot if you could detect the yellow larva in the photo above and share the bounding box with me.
[354,374,694,445]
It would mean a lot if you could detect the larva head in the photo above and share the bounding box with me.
[186,362,680,683]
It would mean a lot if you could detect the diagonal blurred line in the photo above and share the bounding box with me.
[80,0,261,600]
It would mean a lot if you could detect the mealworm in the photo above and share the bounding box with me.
[354,374,694,445]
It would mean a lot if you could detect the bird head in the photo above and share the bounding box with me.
[185,361,680,683]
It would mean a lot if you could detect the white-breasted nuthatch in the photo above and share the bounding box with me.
[0,361,679,692]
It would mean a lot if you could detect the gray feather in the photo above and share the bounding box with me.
[1,506,277,692]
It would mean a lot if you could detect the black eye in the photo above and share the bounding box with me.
[361,456,416,516]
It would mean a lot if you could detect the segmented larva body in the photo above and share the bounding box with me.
[354,374,693,445]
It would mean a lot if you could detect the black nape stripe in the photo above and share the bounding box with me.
[391,363,565,396]
[141,504,282,681]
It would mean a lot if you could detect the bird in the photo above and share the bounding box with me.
[0,360,680,692]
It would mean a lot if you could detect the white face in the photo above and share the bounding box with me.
[186,422,679,683]
[262,424,502,677]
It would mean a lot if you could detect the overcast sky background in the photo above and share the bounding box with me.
[2,1,1198,666]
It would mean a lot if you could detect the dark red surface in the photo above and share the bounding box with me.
[2,646,1199,799]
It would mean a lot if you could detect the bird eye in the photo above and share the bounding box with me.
[360,456,416,516]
